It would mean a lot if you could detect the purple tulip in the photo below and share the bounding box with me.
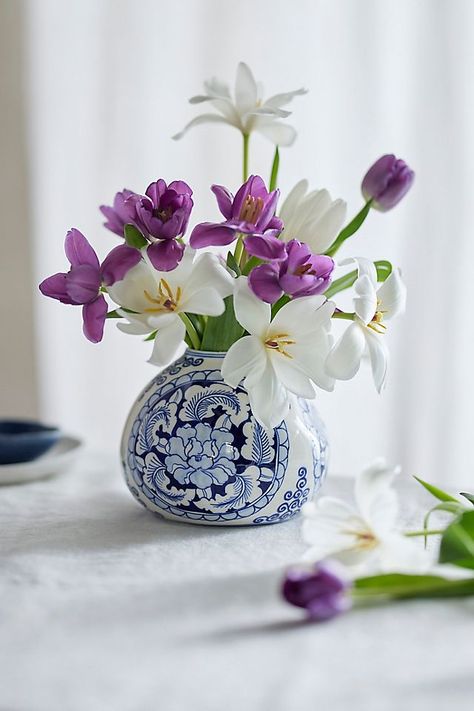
[282,562,351,622]
[39,229,141,343]
[100,189,141,237]
[100,180,193,272]
[362,154,415,211]
[248,239,334,304]
[190,175,286,261]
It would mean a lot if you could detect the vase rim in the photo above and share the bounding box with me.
[186,348,227,358]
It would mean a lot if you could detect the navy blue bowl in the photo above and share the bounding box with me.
[0,420,61,465]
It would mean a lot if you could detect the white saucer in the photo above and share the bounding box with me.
[0,435,83,485]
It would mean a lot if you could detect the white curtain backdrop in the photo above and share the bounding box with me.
[23,0,474,485]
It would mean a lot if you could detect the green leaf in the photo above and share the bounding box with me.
[325,200,372,257]
[269,146,280,191]
[413,476,460,503]
[200,296,244,351]
[226,251,242,277]
[460,492,474,506]
[106,309,122,319]
[143,330,157,342]
[324,260,393,300]
[353,573,474,600]
[124,224,147,249]
[439,510,474,569]
[242,255,262,276]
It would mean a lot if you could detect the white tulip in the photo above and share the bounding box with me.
[325,258,407,392]
[221,277,335,428]
[173,62,306,147]
[107,249,233,367]
[302,459,430,575]
[279,179,347,253]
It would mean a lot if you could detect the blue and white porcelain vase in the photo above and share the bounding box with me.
[121,350,328,526]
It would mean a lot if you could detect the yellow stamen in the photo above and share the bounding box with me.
[265,332,296,359]
[239,195,264,223]
[143,279,181,314]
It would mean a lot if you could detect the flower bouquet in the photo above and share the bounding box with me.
[39,63,414,526]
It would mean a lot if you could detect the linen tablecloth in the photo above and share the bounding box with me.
[1,451,472,711]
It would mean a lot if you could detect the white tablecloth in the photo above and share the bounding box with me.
[1,452,472,711]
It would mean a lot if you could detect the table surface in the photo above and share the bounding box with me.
[1,452,473,711]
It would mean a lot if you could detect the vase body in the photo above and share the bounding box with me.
[121,350,328,526]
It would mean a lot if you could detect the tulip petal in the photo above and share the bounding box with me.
[147,240,184,272]
[365,329,389,393]
[82,294,108,343]
[101,245,142,286]
[233,276,271,338]
[244,234,286,261]
[312,199,347,253]
[234,62,258,116]
[185,252,233,300]
[182,286,226,317]
[172,113,231,140]
[355,460,400,533]
[39,272,74,304]
[254,120,297,147]
[211,184,234,219]
[376,269,407,320]
[221,335,267,389]
[353,274,378,325]
[148,316,186,367]
[189,222,236,249]
[247,361,289,429]
[269,351,315,399]
[248,263,283,304]
[279,179,309,225]
[325,322,366,381]
[65,264,101,304]
[64,228,99,269]
[262,88,308,110]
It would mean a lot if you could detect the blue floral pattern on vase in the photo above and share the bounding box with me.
[121,351,328,526]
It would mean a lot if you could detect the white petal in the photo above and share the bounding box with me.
[365,329,389,393]
[269,351,315,398]
[181,287,226,316]
[270,295,330,336]
[376,535,431,574]
[116,313,152,335]
[376,269,407,320]
[253,120,297,147]
[262,88,307,110]
[291,328,335,392]
[185,252,233,299]
[172,113,232,140]
[325,322,366,381]
[247,362,289,429]
[107,261,156,313]
[301,497,361,560]
[279,179,309,224]
[341,257,377,286]
[234,62,258,116]
[203,77,231,99]
[221,336,267,389]
[233,276,270,338]
[355,459,400,533]
[148,317,186,367]
[310,199,347,253]
[353,274,378,325]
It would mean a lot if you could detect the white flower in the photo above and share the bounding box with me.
[173,62,306,147]
[279,179,347,253]
[325,258,407,392]
[221,277,335,428]
[302,459,430,575]
[107,249,233,367]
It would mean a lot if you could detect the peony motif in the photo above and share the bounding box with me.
[164,423,238,494]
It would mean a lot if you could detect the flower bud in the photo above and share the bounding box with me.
[281,561,351,622]
[362,154,414,211]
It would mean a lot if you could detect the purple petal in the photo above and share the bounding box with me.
[168,180,193,196]
[211,184,234,219]
[101,245,142,286]
[190,222,236,249]
[65,264,101,304]
[147,240,184,272]
[231,176,254,219]
[145,179,167,207]
[248,263,283,304]
[82,294,108,343]
[255,189,280,231]
[362,154,414,211]
[39,272,74,304]
[64,229,99,269]
[244,234,286,261]
[99,205,125,237]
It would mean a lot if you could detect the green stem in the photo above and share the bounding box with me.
[242,132,250,182]
[332,311,355,321]
[179,312,201,350]
[269,147,280,191]
[404,529,445,538]
[325,200,373,258]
